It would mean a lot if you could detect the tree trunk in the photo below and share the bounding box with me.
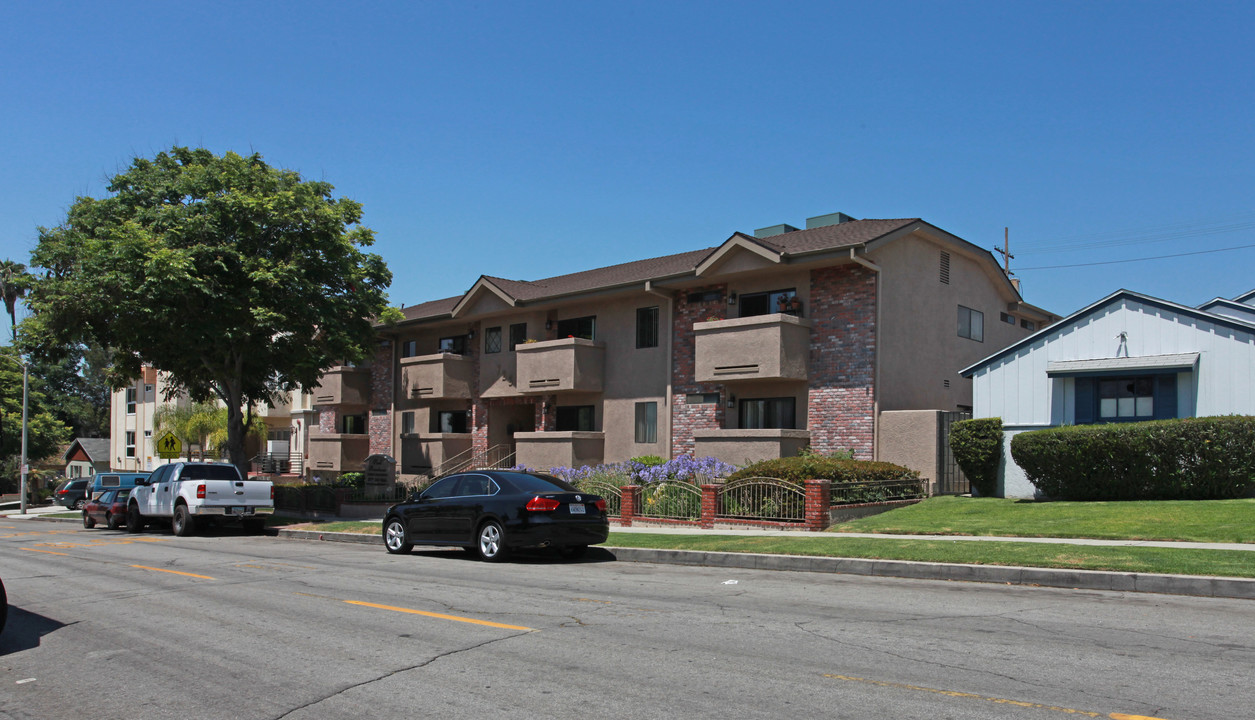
[221,384,250,479]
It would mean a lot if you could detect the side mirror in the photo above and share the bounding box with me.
[134,478,150,487]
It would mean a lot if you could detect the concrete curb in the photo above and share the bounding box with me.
[15,517,1252,600]
[272,528,1255,601]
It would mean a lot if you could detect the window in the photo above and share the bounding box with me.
[435,410,468,434]
[125,431,136,458]
[556,405,595,432]
[400,411,415,435]
[739,289,798,318]
[439,335,468,355]
[1000,312,1015,325]
[686,290,721,304]
[400,340,418,358]
[739,397,796,429]
[509,323,527,351]
[144,384,154,394]
[1021,319,1037,331]
[958,306,984,342]
[635,402,657,443]
[636,307,659,348]
[422,476,459,499]
[340,414,366,434]
[556,316,595,340]
[126,388,137,414]
[484,327,502,354]
[1099,378,1154,420]
[685,393,720,404]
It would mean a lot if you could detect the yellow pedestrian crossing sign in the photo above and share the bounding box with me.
[156,432,182,459]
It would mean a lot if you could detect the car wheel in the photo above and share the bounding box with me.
[72,498,85,510]
[0,578,7,635]
[172,505,195,537]
[383,518,412,554]
[82,511,95,529]
[559,545,588,560]
[106,512,122,531]
[125,506,144,534]
[476,520,507,562]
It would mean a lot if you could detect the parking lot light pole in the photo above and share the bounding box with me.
[20,359,28,514]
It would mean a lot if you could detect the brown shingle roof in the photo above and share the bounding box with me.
[393,218,920,322]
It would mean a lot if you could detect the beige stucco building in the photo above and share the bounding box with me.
[309,213,1057,487]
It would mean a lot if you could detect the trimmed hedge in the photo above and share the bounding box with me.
[726,456,920,485]
[948,418,1003,497]
[1010,416,1255,500]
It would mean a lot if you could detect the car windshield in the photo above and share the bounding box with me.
[498,472,577,493]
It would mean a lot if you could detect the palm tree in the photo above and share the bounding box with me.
[0,259,32,344]
[154,401,266,459]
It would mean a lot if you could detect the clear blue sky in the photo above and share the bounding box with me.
[3,0,1253,323]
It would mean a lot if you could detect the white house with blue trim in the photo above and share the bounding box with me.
[960,288,1255,498]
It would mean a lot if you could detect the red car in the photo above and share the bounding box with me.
[83,488,131,530]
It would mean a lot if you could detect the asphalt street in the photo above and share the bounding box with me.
[1,522,1251,720]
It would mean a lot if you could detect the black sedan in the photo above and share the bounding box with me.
[383,470,609,561]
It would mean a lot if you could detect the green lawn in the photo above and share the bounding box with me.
[829,496,1255,543]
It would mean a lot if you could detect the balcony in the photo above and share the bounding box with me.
[516,338,605,394]
[694,314,811,383]
[307,434,370,473]
[311,366,371,407]
[514,431,604,469]
[399,433,473,475]
[401,353,473,400]
[693,429,811,466]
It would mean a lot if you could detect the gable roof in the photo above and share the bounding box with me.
[390,217,1016,325]
[960,289,1255,377]
[64,437,110,464]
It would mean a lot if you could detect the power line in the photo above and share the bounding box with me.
[1017,242,1255,270]
[1017,214,1255,255]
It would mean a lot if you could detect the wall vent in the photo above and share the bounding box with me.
[940,251,951,284]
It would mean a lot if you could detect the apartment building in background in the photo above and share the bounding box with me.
[309,213,1058,486]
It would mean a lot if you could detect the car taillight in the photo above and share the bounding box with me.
[58,489,67,495]
[525,496,561,512]
[594,499,606,512]
[196,484,206,499]
[270,486,275,500]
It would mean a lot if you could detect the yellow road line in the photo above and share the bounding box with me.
[822,674,1172,720]
[131,565,215,580]
[345,600,535,631]
[21,547,69,556]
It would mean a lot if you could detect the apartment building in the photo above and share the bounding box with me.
[108,368,316,474]
[309,213,1057,483]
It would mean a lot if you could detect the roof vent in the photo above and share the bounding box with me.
[754,223,800,239]
[805,212,857,229]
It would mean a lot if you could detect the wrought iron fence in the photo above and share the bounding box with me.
[635,481,701,520]
[717,477,806,522]
[340,484,413,504]
[573,478,622,517]
[830,478,929,505]
[274,484,339,513]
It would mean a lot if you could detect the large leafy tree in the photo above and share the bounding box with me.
[0,347,70,491]
[25,147,394,475]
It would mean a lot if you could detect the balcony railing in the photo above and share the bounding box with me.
[516,338,605,394]
[694,314,811,382]
[307,433,370,473]
[311,366,371,406]
[250,453,305,476]
[400,353,473,400]
[514,431,604,469]
[692,428,812,466]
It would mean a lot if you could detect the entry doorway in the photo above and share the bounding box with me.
[488,403,536,458]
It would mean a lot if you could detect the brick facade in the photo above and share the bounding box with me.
[368,341,394,457]
[670,284,727,457]
[806,265,877,458]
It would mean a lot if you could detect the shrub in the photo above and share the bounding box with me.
[726,456,919,486]
[533,456,738,486]
[336,472,365,489]
[948,418,1003,497]
[1010,416,1255,500]
[630,455,666,467]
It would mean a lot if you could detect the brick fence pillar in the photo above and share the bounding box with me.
[620,485,639,527]
[700,484,719,529]
[804,479,831,532]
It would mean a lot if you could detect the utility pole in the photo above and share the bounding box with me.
[20,360,28,514]
[994,226,1015,276]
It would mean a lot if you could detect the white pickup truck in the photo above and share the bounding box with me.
[125,461,274,536]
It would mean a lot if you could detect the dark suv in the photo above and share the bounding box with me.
[55,478,91,509]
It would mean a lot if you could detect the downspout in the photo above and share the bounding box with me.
[850,248,883,460]
[644,281,674,460]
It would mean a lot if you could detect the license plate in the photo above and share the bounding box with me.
[569,503,585,515]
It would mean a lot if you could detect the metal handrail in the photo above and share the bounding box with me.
[432,444,516,478]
